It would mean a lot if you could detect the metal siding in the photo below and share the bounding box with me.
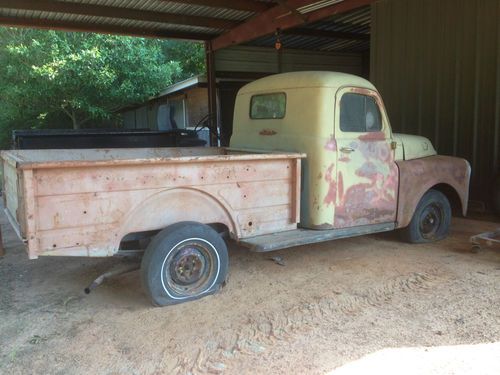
[371,0,500,209]
[135,106,149,129]
[122,111,136,129]
[215,46,364,76]
[148,103,159,130]
[215,46,282,73]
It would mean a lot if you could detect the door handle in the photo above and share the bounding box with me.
[340,147,355,153]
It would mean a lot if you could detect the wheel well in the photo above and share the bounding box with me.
[207,223,231,238]
[119,222,230,250]
[116,187,239,252]
[431,183,463,216]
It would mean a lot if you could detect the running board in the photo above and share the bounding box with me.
[239,222,396,252]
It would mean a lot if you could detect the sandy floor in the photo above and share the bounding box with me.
[1,212,499,375]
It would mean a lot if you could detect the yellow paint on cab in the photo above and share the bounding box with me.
[230,71,438,229]
[231,72,380,229]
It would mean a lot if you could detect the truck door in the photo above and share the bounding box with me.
[333,87,398,228]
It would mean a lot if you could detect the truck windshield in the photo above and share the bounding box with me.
[250,93,286,119]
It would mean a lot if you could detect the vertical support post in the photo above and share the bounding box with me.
[205,41,218,146]
[0,225,4,257]
[277,47,283,73]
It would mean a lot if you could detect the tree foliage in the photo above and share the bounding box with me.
[0,28,205,146]
[162,40,206,82]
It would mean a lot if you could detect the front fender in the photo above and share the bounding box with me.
[396,155,471,228]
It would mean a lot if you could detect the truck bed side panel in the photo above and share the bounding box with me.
[29,155,301,257]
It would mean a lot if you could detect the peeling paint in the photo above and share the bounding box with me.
[338,172,344,202]
[2,149,304,258]
[359,132,386,142]
[323,163,336,206]
[325,136,337,151]
[396,156,470,228]
[259,129,277,136]
[334,130,398,228]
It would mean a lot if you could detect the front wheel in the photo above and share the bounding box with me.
[141,222,228,306]
[401,189,451,243]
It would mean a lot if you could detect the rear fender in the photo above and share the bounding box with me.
[116,187,239,251]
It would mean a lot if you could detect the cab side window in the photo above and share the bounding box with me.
[340,93,382,133]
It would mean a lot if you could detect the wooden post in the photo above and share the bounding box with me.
[205,41,218,146]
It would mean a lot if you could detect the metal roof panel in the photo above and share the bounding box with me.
[0,1,371,53]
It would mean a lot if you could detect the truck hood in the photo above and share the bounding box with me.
[393,133,437,161]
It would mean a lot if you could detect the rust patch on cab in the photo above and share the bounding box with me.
[323,163,336,206]
[259,129,277,136]
[333,132,398,228]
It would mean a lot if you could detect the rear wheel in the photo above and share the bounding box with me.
[401,189,451,243]
[141,222,228,306]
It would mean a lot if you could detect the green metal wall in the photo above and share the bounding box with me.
[371,0,500,209]
[215,46,364,76]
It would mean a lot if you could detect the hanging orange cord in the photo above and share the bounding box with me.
[274,28,282,50]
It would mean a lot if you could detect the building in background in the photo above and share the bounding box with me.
[119,45,367,145]
[119,74,253,146]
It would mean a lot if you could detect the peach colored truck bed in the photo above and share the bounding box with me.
[1,147,304,259]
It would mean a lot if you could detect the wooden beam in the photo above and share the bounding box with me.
[211,0,314,50]
[211,0,375,50]
[0,16,216,41]
[284,27,369,41]
[0,0,239,30]
[168,0,271,13]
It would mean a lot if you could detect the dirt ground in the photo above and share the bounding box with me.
[1,212,499,375]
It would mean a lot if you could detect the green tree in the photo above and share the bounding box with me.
[0,28,184,131]
[161,40,206,81]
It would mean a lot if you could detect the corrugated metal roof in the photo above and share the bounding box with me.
[0,0,261,40]
[247,6,371,52]
[0,1,371,52]
[7,0,255,19]
[0,10,222,35]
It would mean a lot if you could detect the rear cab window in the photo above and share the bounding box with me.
[250,93,286,119]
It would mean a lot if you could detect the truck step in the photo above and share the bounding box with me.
[239,222,395,252]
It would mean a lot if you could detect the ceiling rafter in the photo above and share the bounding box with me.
[211,0,375,50]
[165,0,271,13]
[0,16,216,41]
[284,27,369,41]
[0,0,239,30]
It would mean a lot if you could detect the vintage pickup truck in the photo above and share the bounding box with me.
[1,71,470,306]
